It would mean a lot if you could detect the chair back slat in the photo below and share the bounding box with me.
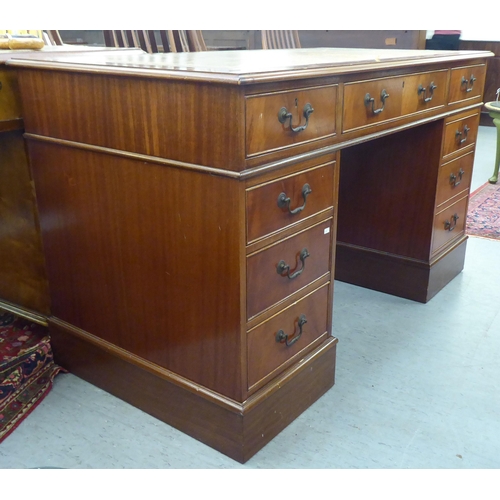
[104,30,207,54]
[103,30,154,53]
[44,30,64,45]
[155,30,207,52]
[262,30,301,49]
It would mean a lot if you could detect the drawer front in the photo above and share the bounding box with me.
[247,283,329,390]
[343,75,405,132]
[247,220,332,319]
[246,161,335,243]
[448,64,486,104]
[432,195,468,254]
[400,70,448,115]
[245,84,337,157]
[0,68,22,123]
[436,151,474,208]
[442,112,480,158]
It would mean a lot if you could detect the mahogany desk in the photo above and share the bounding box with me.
[7,48,493,462]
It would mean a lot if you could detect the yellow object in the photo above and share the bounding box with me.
[0,31,45,50]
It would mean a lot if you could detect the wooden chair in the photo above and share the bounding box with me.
[155,31,207,53]
[44,30,64,45]
[103,30,157,54]
[261,30,301,50]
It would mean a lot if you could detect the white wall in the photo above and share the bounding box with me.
[461,29,499,42]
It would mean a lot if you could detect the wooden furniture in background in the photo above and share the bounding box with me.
[59,30,428,52]
[157,30,207,52]
[8,47,492,462]
[0,46,142,324]
[459,39,500,124]
[261,30,301,49]
[103,30,155,53]
[201,30,427,51]
[103,30,207,53]
[44,30,64,46]
[0,77,50,321]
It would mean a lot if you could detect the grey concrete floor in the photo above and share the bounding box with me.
[0,127,499,470]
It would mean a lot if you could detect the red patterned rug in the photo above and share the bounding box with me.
[0,311,63,443]
[466,182,500,240]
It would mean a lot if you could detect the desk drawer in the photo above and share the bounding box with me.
[400,69,448,115]
[0,68,22,123]
[245,84,337,157]
[246,161,335,243]
[343,75,405,132]
[247,283,329,390]
[442,111,479,158]
[448,64,486,104]
[246,220,332,319]
[432,195,468,254]
[436,151,474,208]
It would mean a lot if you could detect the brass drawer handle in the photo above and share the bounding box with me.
[455,125,470,145]
[364,89,389,115]
[444,213,460,231]
[278,103,314,133]
[461,74,477,93]
[275,314,307,347]
[449,168,465,187]
[277,183,312,215]
[277,248,309,280]
[418,82,437,102]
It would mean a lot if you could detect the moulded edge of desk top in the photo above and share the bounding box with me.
[5,47,495,85]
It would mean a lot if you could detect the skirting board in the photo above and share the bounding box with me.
[335,237,468,303]
[48,317,338,463]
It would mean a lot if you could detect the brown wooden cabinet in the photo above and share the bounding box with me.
[6,47,492,462]
[0,46,140,323]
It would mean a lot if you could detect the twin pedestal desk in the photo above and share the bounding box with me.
[6,48,492,462]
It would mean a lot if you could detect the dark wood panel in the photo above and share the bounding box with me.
[337,121,443,261]
[27,140,245,401]
[0,68,22,122]
[18,70,246,171]
[0,130,50,314]
[335,237,467,303]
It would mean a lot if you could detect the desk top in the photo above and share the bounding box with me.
[7,47,494,84]
[0,45,141,64]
